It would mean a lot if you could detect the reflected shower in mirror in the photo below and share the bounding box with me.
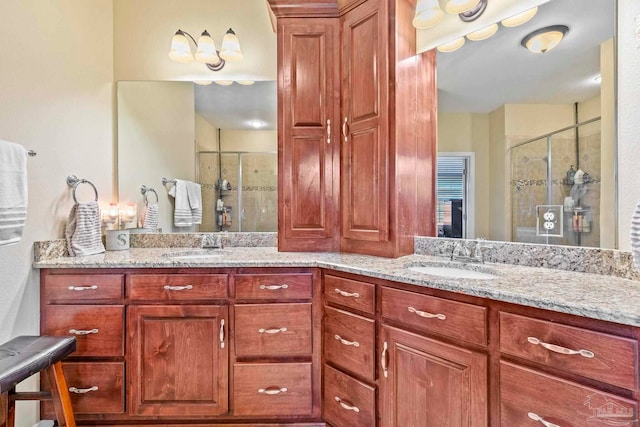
[433,0,616,248]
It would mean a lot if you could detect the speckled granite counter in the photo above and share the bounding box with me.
[33,247,640,328]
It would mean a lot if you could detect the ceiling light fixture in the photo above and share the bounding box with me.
[445,0,481,14]
[466,23,498,41]
[521,25,569,54]
[193,80,213,86]
[413,0,445,29]
[437,37,466,53]
[501,6,538,27]
[236,80,256,86]
[249,120,265,128]
[458,0,488,22]
[168,28,243,71]
[214,80,234,86]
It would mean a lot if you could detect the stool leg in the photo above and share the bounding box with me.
[1,390,15,427]
[44,362,76,427]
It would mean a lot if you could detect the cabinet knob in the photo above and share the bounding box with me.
[334,396,360,413]
[408,306,446,320]
[527,336,595,358]
[527,412,561,427]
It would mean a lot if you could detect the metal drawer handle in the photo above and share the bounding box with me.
[69,386,98,394]
[381,341,389,378]
[528,412,561,427]
[342,117,349,143]
[334,334,360,347]
[163,285,193,291]
[408,306,446,320]
[335,396,360,413]
[258,386,288,395]
[68,328,98,335]
[327,119,331,144]
[259,284,289,290]
[527,337,595,358]
[335,288,359,298]
[68,285,98,291]
[259,327,287,334]
[220,319,225,349]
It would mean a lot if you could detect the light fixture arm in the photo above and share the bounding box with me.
[176,29,226,71]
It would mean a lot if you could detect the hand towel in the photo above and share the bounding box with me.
[0,140,28,246]
[65,201,105,256]
[142,202,159,230]
[168,179,202,227]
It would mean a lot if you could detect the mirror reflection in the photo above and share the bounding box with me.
[117,80,277,233]
[435,0,616,248]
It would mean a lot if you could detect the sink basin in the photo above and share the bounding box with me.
[407,264,499,280]
[163,249,227,260]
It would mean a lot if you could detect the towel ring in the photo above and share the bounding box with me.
[140,185,159,204]
[66,174,99,204]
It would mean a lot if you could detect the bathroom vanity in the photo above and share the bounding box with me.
[35,247,640,427]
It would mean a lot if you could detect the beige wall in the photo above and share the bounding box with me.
[117,81,196,233]
[489,106,508,240]
[600,38,616,248]
[196,113,218,152]
[220,129,277,152]
[0,1,114,426]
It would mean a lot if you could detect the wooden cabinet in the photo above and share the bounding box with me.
[379,325,488,427]
[272,0,437,258]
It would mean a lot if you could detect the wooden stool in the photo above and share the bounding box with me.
[0,336,76,427]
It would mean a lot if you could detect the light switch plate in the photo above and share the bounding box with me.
[536,205,563,237]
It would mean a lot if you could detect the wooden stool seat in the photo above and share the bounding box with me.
[0,336,76,427]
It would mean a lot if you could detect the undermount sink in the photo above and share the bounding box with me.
[406,264,500,280]
[163,249,227,260]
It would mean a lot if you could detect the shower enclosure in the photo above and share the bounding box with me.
[510,118,602,247]
[198,151,277,232]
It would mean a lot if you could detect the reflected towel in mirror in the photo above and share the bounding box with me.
[0,140,28,246]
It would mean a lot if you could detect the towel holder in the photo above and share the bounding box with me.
[162,177,177,186]
[140,185,159,204]
[66,174,99,204]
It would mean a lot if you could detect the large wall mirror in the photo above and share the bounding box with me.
[428,0,617,249]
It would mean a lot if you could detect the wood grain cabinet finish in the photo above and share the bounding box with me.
[235,273,312,300]
[323,364,375,427]
[42,274,123,301]
[500,361,638,427]
[128,273,228,301]
[127,304,229,417]
[380,325,488,427]
[381,286,488,346]
[324,274,375,314]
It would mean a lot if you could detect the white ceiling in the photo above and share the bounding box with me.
[194,0,615,127]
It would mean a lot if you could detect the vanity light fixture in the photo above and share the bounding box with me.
[466,23,498,41]
[445,0,481,14]
[437,36,466,52]
[521,25,569,54]
[501,6,538,27]
[168,28,243,71]
[413,0,445,29]
[193,80,213,86]
[236,80,255,85]
[214,80,234,86]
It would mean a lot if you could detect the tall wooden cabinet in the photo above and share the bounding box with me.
[272,0,437,258]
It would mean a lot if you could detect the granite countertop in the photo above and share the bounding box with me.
[33,247,640,327]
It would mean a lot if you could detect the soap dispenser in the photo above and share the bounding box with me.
[565,165,576,185]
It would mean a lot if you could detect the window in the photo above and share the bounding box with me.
[436,156,468,238]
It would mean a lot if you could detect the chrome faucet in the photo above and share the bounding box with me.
[201,233,225,249]
[450,239,491,263]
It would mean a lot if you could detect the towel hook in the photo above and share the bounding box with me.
[66,174,99,204]
[140,185,159,204]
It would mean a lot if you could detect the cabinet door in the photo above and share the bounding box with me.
[341,0,389,245]
[128,305,228,416]
[278,18,340,252]
[380,325,488,427]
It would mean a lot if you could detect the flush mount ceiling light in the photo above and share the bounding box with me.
[466,23,498,41]
[521,25,569,53]
[249,120,265,128]
[168,28,243,71]
[437,36,465,53]
[501,6,538,27]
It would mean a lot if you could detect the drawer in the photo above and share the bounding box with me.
[500,312,638,391]
[323,364,375,427]
[43,305,124,357]
[324,306,375,382]
[500,361,638,426]
[235,303,312,356]
[324,275,375,314]
[235,273,312,300]
[43,362,124,415]
[233,362,312,417]
[42,274,123,302]
[128,274,228,301]
[380,287,487,346]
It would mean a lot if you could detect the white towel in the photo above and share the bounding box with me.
[65,201,105,256]
[142,202,159,230]
[168,179,202,227]
[0,141,28,246]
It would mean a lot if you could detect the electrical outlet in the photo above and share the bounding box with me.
[536,205,563,237]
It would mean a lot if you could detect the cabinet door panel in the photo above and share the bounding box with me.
[128,305,228,416]
[380,325,488,427]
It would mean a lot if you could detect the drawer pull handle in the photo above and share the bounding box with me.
[334,396,360,413]
[381,341,389,378]
[335,288,359,298]
[408,306,446,320]
[219,319,225,349]
[259,327,287,334]
[327,119,331,145]
[68,328,98,335]
[258,386,288,395]
[67,285,98,291]
[334,334,360,347]
[342,117,349,143]
[163,285,193,291]
[259,284,289,290]
[528,412,561,427]
[69,386,98,394]
[527,337,595,358]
